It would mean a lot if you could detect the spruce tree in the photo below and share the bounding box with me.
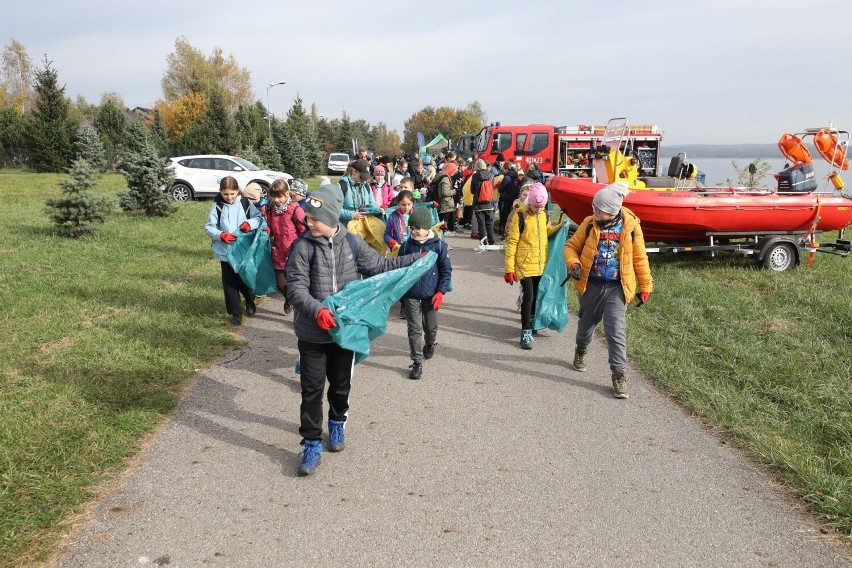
[201,87,236,154]
[45,158,113,237]
[117,125,175,217]
[28,57,76,172]
[94,98,126,166]
[74,123,107,172]
[257,136,283,171]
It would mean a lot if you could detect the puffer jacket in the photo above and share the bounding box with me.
[504,209,560,278]
[562,207,653,304]
[285,225,418,343]
[434,172,455,214]
[399,231,452,300]
[204,198,262,261]
[267,201,305,270]
[340,176,382,222]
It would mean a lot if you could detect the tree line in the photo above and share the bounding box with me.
[0,37,487,177]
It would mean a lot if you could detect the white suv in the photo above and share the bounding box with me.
[166,155,292,201]
[326,153,350,175]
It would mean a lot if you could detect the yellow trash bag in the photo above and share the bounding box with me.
[347,215,390,256]
[462,176,473,206]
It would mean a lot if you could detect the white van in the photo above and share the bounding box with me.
[327,153,350,175]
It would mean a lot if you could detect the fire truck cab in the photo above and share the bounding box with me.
[473,122,662,182]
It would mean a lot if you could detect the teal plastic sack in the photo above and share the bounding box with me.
[533,222,570,332]
[324,251,437,363]
[225,229,278,295]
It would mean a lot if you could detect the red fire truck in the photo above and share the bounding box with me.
[472,122,663,181]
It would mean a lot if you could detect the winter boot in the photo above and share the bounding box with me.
[612,371,629,399]
[520,329,533,350]
[573,348,588,372]
[297,440,323,476]
[328,420,345,452]
[408,361,423,380]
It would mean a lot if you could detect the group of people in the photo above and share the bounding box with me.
[204,149,653,477]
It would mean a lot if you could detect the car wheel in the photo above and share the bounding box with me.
[258,183,269,200]
[170,183,193,202]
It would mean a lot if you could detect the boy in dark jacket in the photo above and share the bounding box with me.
[285,184,420,476]
[398,207,452,379]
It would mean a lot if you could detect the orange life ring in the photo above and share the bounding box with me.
[777,133,812,166]
[813,129,849,170]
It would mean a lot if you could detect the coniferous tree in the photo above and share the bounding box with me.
[74,123,107,172]
[257,136,283,171]
[117,132,175,217]
[28,57,76,172]
[201,86,236,154]
[45,158,112,237]
[0,107,29,167]
[94,98,126,166]
[148,110,170,157]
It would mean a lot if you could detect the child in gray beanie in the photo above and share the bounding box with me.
[563,183,653,399]
[284,183,421,476]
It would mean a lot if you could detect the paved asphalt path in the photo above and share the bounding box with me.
[55,232,850,567]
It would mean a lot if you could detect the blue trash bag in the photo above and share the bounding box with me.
[224,229,278,296]
[324,251,437,363]
[533,222,570,332]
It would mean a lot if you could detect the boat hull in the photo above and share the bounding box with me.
[549,177,852,242]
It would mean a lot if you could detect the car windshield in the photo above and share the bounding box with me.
[232,157,261,171]
[330,154,348,161]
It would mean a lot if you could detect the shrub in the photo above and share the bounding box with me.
[44,158,113,237]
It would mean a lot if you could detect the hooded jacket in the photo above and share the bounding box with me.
[285,224,419,343]
[399,231,452,300]
[562,207,653,304]
[339,175,382,222]
[433,172,455,214]
[267,201,305,270]
[204,198,262,261]
[504,209,560,279]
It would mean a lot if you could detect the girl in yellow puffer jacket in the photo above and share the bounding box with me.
[504,183,561,349]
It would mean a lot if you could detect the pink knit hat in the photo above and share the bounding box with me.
[526,182,548,206]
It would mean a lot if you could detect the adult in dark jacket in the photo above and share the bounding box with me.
[285,183,420,476]
[470,159,496,245]
[497,165,520,236]
[398,206,452,379]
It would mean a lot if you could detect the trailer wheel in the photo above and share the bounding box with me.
[761,242,796,272]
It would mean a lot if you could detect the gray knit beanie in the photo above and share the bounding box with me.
[592,183,629,215]
[305,184,343,227]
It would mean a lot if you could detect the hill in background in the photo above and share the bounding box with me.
[661,144,779,159]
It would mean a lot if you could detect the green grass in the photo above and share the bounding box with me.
[619,247,851,537]
[0,170,849,565]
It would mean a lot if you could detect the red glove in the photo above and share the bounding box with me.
[432,201,440,208]
[239,221,251,232]
[638,292,651,306]
[316,308,337,330]
[219,232,237,244]
[388,239,398,249]
[431,291,444,310]
[504,272,515,285]
[421,251,428,257]
[569,263,582,280]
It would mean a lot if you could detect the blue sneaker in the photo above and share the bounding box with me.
[520,329,533,350]
[297,440,323,476]
[328,420,345,452]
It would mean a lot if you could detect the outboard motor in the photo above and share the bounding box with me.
[777,163,817,192]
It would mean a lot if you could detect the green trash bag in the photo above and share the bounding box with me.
[224,229,278,296]
[324,251,437,364]
[533,222,570,332]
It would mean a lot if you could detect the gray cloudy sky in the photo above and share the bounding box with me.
[5,0,851,145]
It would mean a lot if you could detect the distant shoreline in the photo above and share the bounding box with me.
[662,144,780,158]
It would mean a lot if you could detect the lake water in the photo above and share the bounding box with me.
[688,157,841,191]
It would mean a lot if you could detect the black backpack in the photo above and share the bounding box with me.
[214,195,251,228]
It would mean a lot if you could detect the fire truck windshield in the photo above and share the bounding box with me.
[474,128,491,153]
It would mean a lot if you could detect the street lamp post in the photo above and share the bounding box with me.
[266,80,286,138]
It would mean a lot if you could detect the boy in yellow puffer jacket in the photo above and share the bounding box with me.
[563,183,653,399]
[504,183,561,349]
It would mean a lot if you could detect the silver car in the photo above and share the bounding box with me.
[326,153,350,175]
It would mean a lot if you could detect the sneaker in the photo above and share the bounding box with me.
[470,232,479,239]
[230,314,242,326]
[423,343,436,360]
[327,420,345,452]
[612,371,629,399]
[246,301,257,316]
[398,307,406,320]
[520,329,533,350]
[573,347,587,372]
[408,361,423,380]
[283,301,293,315]
[297,440,323,476]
